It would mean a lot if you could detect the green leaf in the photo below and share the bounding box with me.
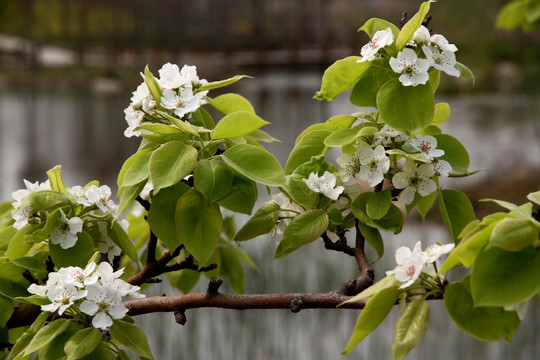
[149,142,198,194]
[212,111,269,140]
[176,189,222,265]
[64,328,102,360]
[350,59,396,107]
[395,1,431,50]
[116,181,147,217]
[377,79,434,133]
[342,286,400,354]
[351,193,404,234]
[24,208,62,243]
[209,93,255,114]
[46,165,68,194]
[109,320,154,360]
[217,174,257,215]
[0,262,31,298]
[117,149,153,190]
[7,224,41,260]
[144,65,162,105]
[23,319,71,357]
[192,108,215,130]
[21,190,71,212]
[0,225,17,251]
[392,299,430,360]
[197,75,251,92]
[38,323,82,360]
[528,190,540,205]
[287,177,319,209]
[358,18,400,39]
[483,198,540,226]
[147,182,190,251]
[455,62,475,85]
[341,275,401,305]
[490,217,538,251]
[194,159,234,203]
[221,144,286,187]
[155,110,199,136]
[366,189,392,220]
[234,201,281,241]
[108,221,139,263]
[79,343,117,360]
[358,222,384,261]
[439,189,475,243]
[275,209,328,258]
[444,278,520,342]
[432,102,451,126]
[49,231,94,268]
[285,130,331,174]
[0,294,14,327]
[323,127,377,148]
[471,246,540,307]
[496,1,527,30]
[10,256,46,274]
[433,134,470,173]
[315,57,370,101]
[9,312,49,360]
[217,242,246,293]
[414,190,438,222]
[428,70,440,92]
[136,123,183,135]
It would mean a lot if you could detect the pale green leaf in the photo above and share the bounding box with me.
[234,201,281,241]
[275,209,329,258]
[64,327,102,360]
[315,57,370,101]
[395,1,431,50]
[109,320,154,360]
[392,299,430,360]
[149,142,198,194]
[209,93,255,114]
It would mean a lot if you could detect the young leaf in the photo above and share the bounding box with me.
[9,312,49,360]
[147,182,190,251]
[149,141,198,194]
[176,189,222,265]
[377,79,434,133]
[22,319,71,357]
[234,201,281,241]
[358,18,400,39]
[455,62,475,85]
[285,130,331,175]
[444,278,520,342]
[212,111,269,140]
[116,180,147,217]
[392,299,430,360]
[197,75,251,92]
[490,217,538,251]
[0,294,14,328]
[471,246,540,307]
[46,165,68,194]
[64,327,102,360]
[221,144,287,187]
[108,220,139,264]
[287,177,319,209]
[194,159,234,203]
[432,102,451,126]
[7,225,39,259]
[433,134,470,173]
[366,189,392,220]
[395,1,431,50]
[357,222,384,261]
[117,149,153,190]
[314,57,370,101]
[109,320,154,360]
[350,59,396,107]
[155,110,199,136]
[438,189,476,243]
[144,65,162,105]
[209,93,255,114]
[274,209,328,258]
[342,286,400,354]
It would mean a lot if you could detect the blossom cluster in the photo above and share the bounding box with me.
[124,63,209,137]
[358,26,460,86]
[10,179,124,261]
[28,262,144,330]
[386,241,454,289]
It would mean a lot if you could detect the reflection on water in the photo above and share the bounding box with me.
[0,72,539,359]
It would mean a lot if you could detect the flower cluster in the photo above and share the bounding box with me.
[357,26,460,86]
[271,193,304,235]
[302,171,344,200]
[69,185,117,214]
[337,141,390,188]
[386,241,454,289]
[11,179,52,230]
[28,262,144,330]
[123,63,208,138]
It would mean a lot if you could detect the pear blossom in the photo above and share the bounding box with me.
[392,160,437,205]
[79,283,129,330]
[422,45,460,77]
[358,27,394,63]
[412,25,431,46]
[123,82,155,138]
[355,143,390,187]
[50,209,83,249]
[158,63,185,90]
[59,263,99,288]
[161,87,206,119]
[389,48,430,86]
[123,107,145,138]
[41,283,87,315]
[337,151,362,182]
[98,222,124,262]
[434,160,452,177]
[374,125,409,146]
[302,171,344,200]
[85,185,117,214]
[430,34,458,52]
[422,243,455,264]
[386,241,425,289]
[11,206,32,230]
[271,193,304,235]
[406,134,445,160]
[11,179,52,229]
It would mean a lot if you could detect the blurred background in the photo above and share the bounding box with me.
[0,0,539,359]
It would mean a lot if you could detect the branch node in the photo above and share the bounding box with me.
[290,297,303,313]
[174,309,187,326]
[207,278,223,295]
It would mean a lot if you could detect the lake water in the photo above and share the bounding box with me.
[0,71,539,359]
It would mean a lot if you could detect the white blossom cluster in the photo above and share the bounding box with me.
[386,241,454,289]
[124,63,209,138]
[28,262,144,330]
[358,26,460,86]
[10,180,124,261]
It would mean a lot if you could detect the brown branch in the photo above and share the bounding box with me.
[124,291,366,316]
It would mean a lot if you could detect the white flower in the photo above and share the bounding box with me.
[386,241,425,289]
[180,65,204,87]
[355,143,390,187]
[302,171,344,200]
[422,45,460,77]
[59,263,99,288]
[158,63,184,90]
[430,34,458,52]
[412,25,431,46]
[11,206,32,230]
[358,27,394,62]
[41,283,87,315]
[161,87,206,119]
[94,262,124,285]
[406,134,445,160]
[422,243,455,264]
[79,283,129,330]
[271,193,304,235]
[392,160,437,205]
[11,179,51,229]
[68,185,92,207]
[123,107,145,138]
[85,185,117,214]
[131,82,155,112]
[434,160,452,177]
[375,125,409,146]
[98,223,123,262]
[389,48,430,86]
[337,152,362,182]
[50,209,83,249]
